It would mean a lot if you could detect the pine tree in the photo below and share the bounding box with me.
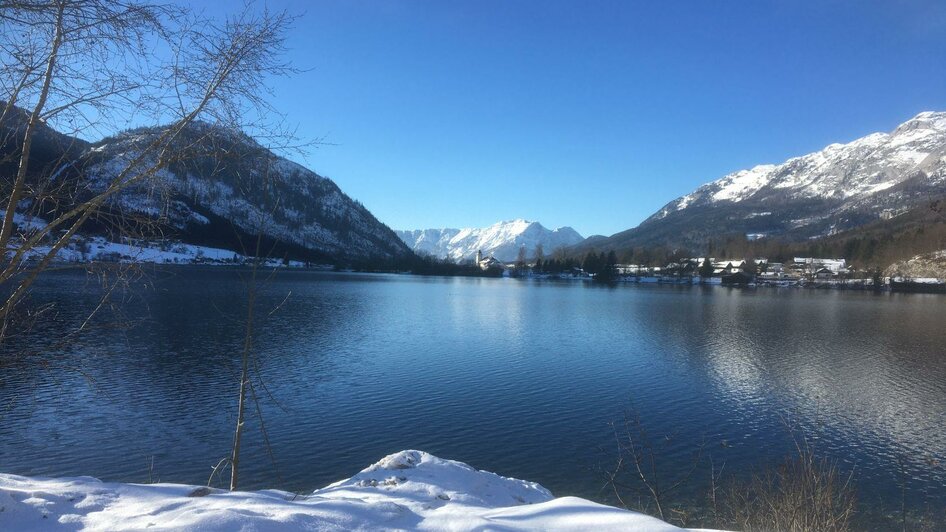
[700,258,714,279]
[743,258,758,276]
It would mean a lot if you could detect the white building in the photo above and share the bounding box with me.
[475,250,504,270]
[792,257,848,277]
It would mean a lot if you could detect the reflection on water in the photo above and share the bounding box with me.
[1,269,944,527]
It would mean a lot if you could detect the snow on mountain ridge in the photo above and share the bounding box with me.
[82,123,411,261]
[397,220,585,262]
[649,111,946,223]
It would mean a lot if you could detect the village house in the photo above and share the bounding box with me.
[712,259,748,275]
[792,257,848,278]
[757,262,788,280]
[475,250,505,271]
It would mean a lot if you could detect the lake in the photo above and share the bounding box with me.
[2,268,944,528]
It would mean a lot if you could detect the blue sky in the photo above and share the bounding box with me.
[212,1,946,237]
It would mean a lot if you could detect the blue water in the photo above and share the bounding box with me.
[2,269,944,527]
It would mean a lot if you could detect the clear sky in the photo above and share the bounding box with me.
[210,0,946,237]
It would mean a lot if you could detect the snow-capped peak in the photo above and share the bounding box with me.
[893,111,946,135]
[648,110,946,223]
[397,220,585,262]
[709,164,778,202]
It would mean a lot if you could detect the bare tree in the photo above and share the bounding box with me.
[722,436,856,531]
[602,408,705,524]
[533,242,544,272]
[515,244,527,276]
[0,0,296,350]
[552,245,568,262]
[0,1,302,496]
[216,158,290,492]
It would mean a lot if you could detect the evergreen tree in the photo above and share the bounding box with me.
[596,250,618,281]
[582,251,597,274]
[872,267,884,290]
[699,258,714,278]
[743,257,758,275]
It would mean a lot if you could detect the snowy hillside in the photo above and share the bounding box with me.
[885,249,946,279]
[84,124,411,262]
[650,111,946,226]
[0,450,704,531]
[13,225,313,268]
[583,111,946,253]
[1,109,412,265]
[397,220,584,262]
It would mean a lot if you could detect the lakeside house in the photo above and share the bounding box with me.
[713,260,745,275]
[474,250,505,271]
[626,256,856,283]
[791,257,848,278]
[474,251,943,291]
[615,264,661,276]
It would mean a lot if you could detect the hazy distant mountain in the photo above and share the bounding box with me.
[397,220,584,262]
[580,111,946,254]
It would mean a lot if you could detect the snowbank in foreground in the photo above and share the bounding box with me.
[0,450,709,531]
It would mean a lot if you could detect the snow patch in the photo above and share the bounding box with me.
[12,235,310,268]
[710,164,777,202]
[0,450,707,531]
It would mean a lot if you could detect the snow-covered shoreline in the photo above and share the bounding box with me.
[13,231,320,269]
[0,450,710,531]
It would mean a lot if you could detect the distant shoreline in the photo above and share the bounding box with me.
[36,260,946,295]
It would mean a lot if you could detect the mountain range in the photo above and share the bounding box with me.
[2,108,412,265]
[397,220,584,263]
[8,104,946,271]
[577,111,946,264]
